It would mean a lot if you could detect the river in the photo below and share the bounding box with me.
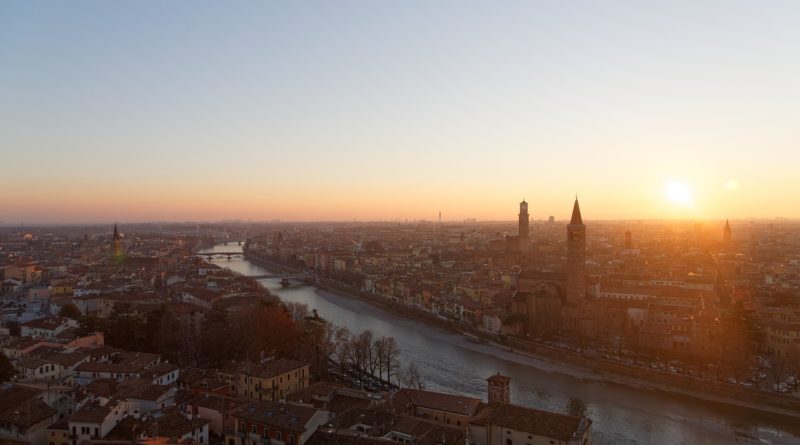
[200,244,800,445]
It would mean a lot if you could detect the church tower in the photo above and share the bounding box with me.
[518,200,530,254]
[111,223,122,259]
[566,198,586,305]
[723,219,731,245]
[487,373,511,404]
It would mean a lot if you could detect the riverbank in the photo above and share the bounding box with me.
[321,280,800,418]
[241,251,800,419]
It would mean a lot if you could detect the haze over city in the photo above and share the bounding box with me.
[3,1,800,223]
[4,3,800,445]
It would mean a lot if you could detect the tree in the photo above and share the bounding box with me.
[399,361,424,389]
[333,329,353,376]
[285,302,310,321]
[201,307,242,368]
[102,310,149,352]
[0,353,15,383]
[305,320,350,379]
[147,306,182,364]
[58,303,82,320]
[353,330,376,377]
[376,336,400,383]
[229,302,300,362]
[6,321,20,337]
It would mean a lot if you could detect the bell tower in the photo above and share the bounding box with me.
[723,219,731,245]
[566,197,586,305]
[487,373,510,404]
[518,200,530,254]
[111,223,122,259]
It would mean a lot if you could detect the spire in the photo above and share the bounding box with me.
[724,219,730,230]
[113,223,120,240]
[570,197,583,225]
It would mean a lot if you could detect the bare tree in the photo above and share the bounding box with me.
[285,302,310,321]
[379,336,400,384]
[399,361,424,389]
[375,336,388,380]
[333,328,353,376]
[351,330,376,378]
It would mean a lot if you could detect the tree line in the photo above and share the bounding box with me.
[60,298,424,389]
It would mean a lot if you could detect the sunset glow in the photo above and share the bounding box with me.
[665,181,693,206]
[2,3,800,444]
[1,1,799,223]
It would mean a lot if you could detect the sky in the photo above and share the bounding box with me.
[1,1,799,223]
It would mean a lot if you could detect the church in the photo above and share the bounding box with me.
[107,224,162,270]
[513,198,594,337]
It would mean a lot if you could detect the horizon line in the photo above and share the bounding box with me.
[1,216,798,228]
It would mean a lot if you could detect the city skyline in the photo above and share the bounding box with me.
[3,1,800,222]
[3,3,800,444]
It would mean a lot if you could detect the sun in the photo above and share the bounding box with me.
[665,181,693,206]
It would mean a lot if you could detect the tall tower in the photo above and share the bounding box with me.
[566,198,586,305]
[487,373,511,404]
[723,219,731,244]
[111,223,122,259]
[624,230,632,249]
[518,200,530,254]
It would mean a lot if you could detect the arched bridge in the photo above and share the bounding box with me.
[196,252,245,260]
[248,273,315,280]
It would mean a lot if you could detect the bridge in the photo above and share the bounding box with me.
[196,251,245,260]
[249,273,314,280]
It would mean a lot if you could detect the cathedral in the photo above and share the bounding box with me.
[513,197,593,337]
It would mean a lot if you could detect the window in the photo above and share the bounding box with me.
[252,425,257,433]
